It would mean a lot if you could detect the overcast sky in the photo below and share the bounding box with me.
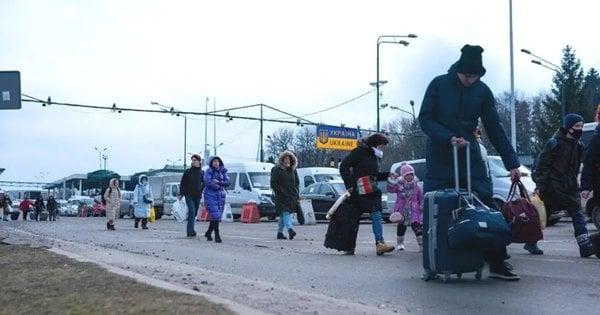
[2,0,599,185]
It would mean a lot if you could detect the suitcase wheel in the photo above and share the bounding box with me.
[442,272,452,283]
[475,269,483,281]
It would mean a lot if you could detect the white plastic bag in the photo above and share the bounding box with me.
[326,191,350,219]
[173,199,188,223]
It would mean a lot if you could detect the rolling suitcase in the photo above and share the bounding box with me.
[422,143,485,282]
[39,211,49,221]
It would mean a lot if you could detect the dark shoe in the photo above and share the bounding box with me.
[205,231,213,241]
[524,243,544,255]
[579,243,595,258]
[215,233,222,243]
[288,229,296,240]
[504,261,514,271]
[134,219,140,229]
[142,219,148,230]
[277,232,287,240]
[106,222,111,230]
[489,266,521,281]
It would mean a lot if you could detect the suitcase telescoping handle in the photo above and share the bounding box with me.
[452,142,472,200]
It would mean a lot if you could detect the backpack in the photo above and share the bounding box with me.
[101,187,112,205]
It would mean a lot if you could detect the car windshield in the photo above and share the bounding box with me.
[314,174,342,182]
[249,172,271,189]
[331,183,347,195]
[488,158,531,178]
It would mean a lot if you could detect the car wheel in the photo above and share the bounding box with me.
[592,207,600,231]
[268,216,276,221]
[119,213,124,219]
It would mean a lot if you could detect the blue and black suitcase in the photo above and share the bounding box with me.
[422,143,485,282]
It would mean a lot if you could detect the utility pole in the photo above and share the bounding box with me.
[183,116,187,169]
[204,97,209,164]
[260,104,264,162]
[213,97,217,156]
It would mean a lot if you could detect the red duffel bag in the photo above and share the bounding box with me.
[501,181,543,243]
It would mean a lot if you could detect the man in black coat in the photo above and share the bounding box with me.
[419,45,521,281]
[179,154,205,237]
[534,113,598,258]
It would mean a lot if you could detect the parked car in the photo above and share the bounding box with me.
[57,199,69,216]
[300,180,390,221]
[387,156,565,226]
[222,162,276,220]
[296,167,343,190]
[67,197,94,216]
[119,191,135,218]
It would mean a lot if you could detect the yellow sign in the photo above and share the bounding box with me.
[316,125,358,151]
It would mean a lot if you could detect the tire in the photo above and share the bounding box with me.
[118,213,125,219]
[268,216,276,221]
[233,214,241,220]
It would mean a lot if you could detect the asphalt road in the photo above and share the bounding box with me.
[1,216,599,314]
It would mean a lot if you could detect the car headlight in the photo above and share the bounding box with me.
[259,195,273,204]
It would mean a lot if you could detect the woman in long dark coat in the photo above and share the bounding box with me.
[326,133,394,256]
[270,151,300,240]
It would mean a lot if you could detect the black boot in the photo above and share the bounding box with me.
[524,242,544,255]
[214,222,222,243]
[107,221,111,230]
[142,218,148,230]
[277,232,287,240]
[288,229,296,240]
[205,221,214,241]
[134,218,140,229]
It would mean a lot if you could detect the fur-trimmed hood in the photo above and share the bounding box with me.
[277,150,298,170]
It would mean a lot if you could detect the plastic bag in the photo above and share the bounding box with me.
[326,192,350,220]
[149,206,156,223]
[173,199,188,223]
[531,193,547,229]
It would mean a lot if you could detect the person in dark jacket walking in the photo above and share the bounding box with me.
[339,133,395,256]
[419,44,521,281]
[34,196,45,221]
[270,151,300,240]
[179,154,205,237]
[47,196,58,221]
[203,156,230,243]
[533,113,598,259]
[581,105,600,216]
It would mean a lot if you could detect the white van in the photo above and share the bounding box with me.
[296,167,343,190]
[221,162,276,219]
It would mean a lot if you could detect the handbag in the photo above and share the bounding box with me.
[448,195,512,250]
[389,211,403,223]
[356,176,376,195]
[501,181,543,243]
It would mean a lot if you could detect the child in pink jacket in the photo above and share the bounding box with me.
[387,162,424,251]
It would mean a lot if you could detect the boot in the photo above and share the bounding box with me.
[142,218,148,230]
[376,240,395,256]
[288,229,296,240]
[577,234,594,258]
[214,222,222,243]
[396,236,405,251]
[416,235,423,252]
[106,221,110,230]
[205,221,214,241]
[524,242,544,255]
[277,232,287,240]
[110,224,116,231]
[134,218,140,229]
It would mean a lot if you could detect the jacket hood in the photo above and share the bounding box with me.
[278,150,298,170]
[448,61,486,78]
[109,178,119,188]
[208,156,224,169]
[138,175,148,185]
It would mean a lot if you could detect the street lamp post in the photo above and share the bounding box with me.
[102,154,108,170]
[521,49,565,124]
[166,158,182,167]
[375,34,417,132]
[207,142,224,156]
[93,147,107,170]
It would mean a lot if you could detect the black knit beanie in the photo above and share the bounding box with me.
[457,44,485,75]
